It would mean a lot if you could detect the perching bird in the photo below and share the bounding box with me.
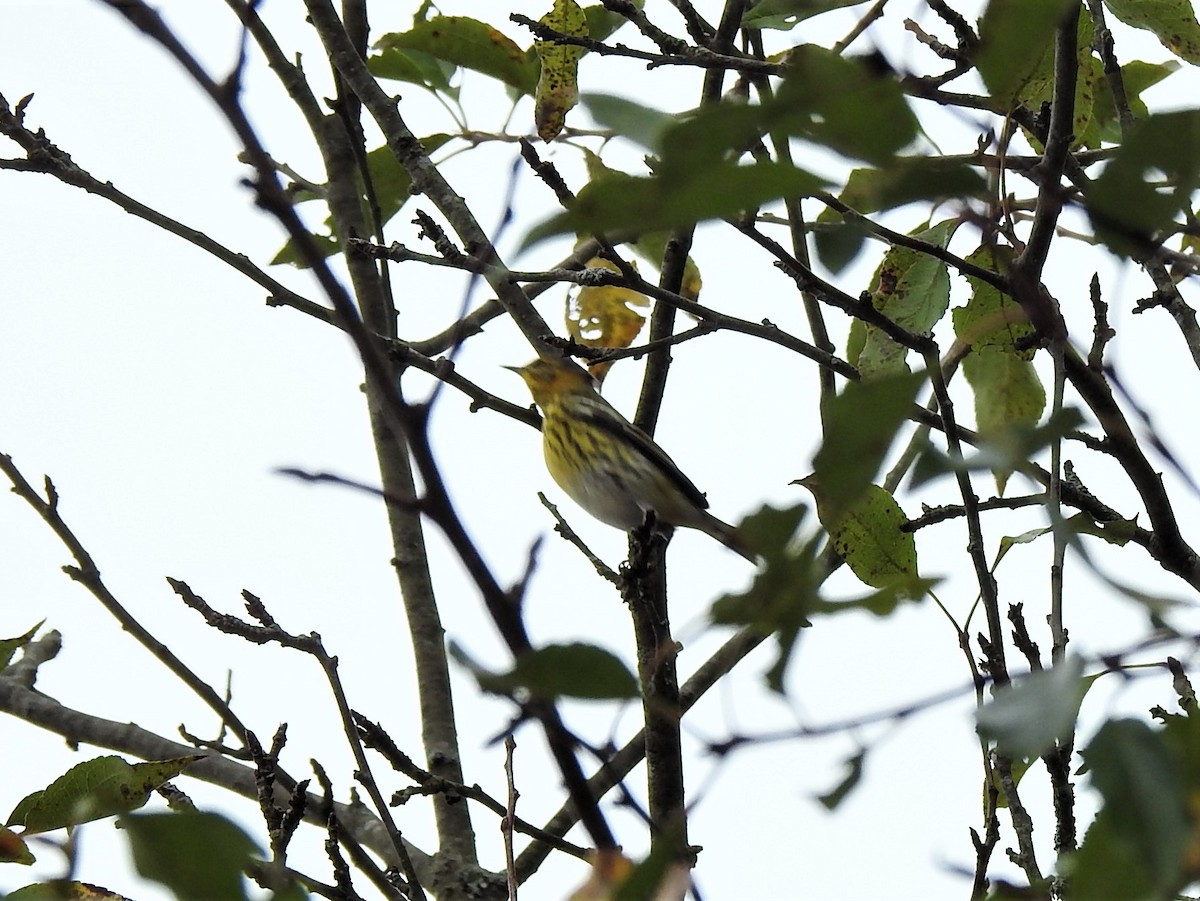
[506,356,753,561]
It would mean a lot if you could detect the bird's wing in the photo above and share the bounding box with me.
[570,393,711,511]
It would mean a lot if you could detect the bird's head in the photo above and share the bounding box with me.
[504,356,594,408]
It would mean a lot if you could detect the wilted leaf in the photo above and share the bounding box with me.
[570,848,635,900]
[534,0,589,140]
[1065,512,1137,546]
[566,257,649,382]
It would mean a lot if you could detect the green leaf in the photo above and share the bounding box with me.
[272,135,452,269]
[0,621,43,672]
[270,232,342,269]
[856,219,959,378]
[987,756,1033,810]
[1104,0,1200,64]
[824,160,989,218]
[818,484,920,590]
[976,657,1086,756]
[367,46,457,96]
[775,47,918,163]
[629,232,703,299]
[505,643,638,700]
[1073,719,1192,894]
[962,353,1047,494]
[8,756,200,834]
[522,162,824,247]
[809,576,936,617]
[582,94,676,153]
[451,642,638,700]
[583,0,643,42]
[742,0,870,31]
[1085,59,1180,146]
[992,525,1052,572]
[910,406,1083,488]
[814,163,986,274]
[1086,110,1200,255]
[953,245,1045,492]
[1012,12,1097,152]
[363,134,453,226]
[952,246,1034,356]
[812,219,870,274]
[810,370,925,519]
[1068,809,1158,899]
[736,502,809,563]
[1064,512,1137,546]
[711,513,820,693]
[376,17,538,95]
[534,0,588,141]
[122,812,262,901]
[817,751,865,810]
[976,0,1077,106]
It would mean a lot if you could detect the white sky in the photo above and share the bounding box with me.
[2,1,1199,899]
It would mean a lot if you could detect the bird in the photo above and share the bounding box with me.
[506,356,753,562]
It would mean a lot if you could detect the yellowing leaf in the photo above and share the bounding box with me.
[568,846,689,900]
[569,849,634,899]
[632,233,703,300]
[534,0,588,141]
[806,482,919,590]
[1105,0,1200,64]
[0,824,34,864]
[952,245,1045,493]
[566,257,649,382]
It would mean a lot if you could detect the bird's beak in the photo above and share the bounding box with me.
[501,364,524,375]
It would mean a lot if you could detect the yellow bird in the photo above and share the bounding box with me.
[507,357,752,561]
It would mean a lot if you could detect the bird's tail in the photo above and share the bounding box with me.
[700,512,757,564]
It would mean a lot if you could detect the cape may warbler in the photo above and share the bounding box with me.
[507,357,752,561]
